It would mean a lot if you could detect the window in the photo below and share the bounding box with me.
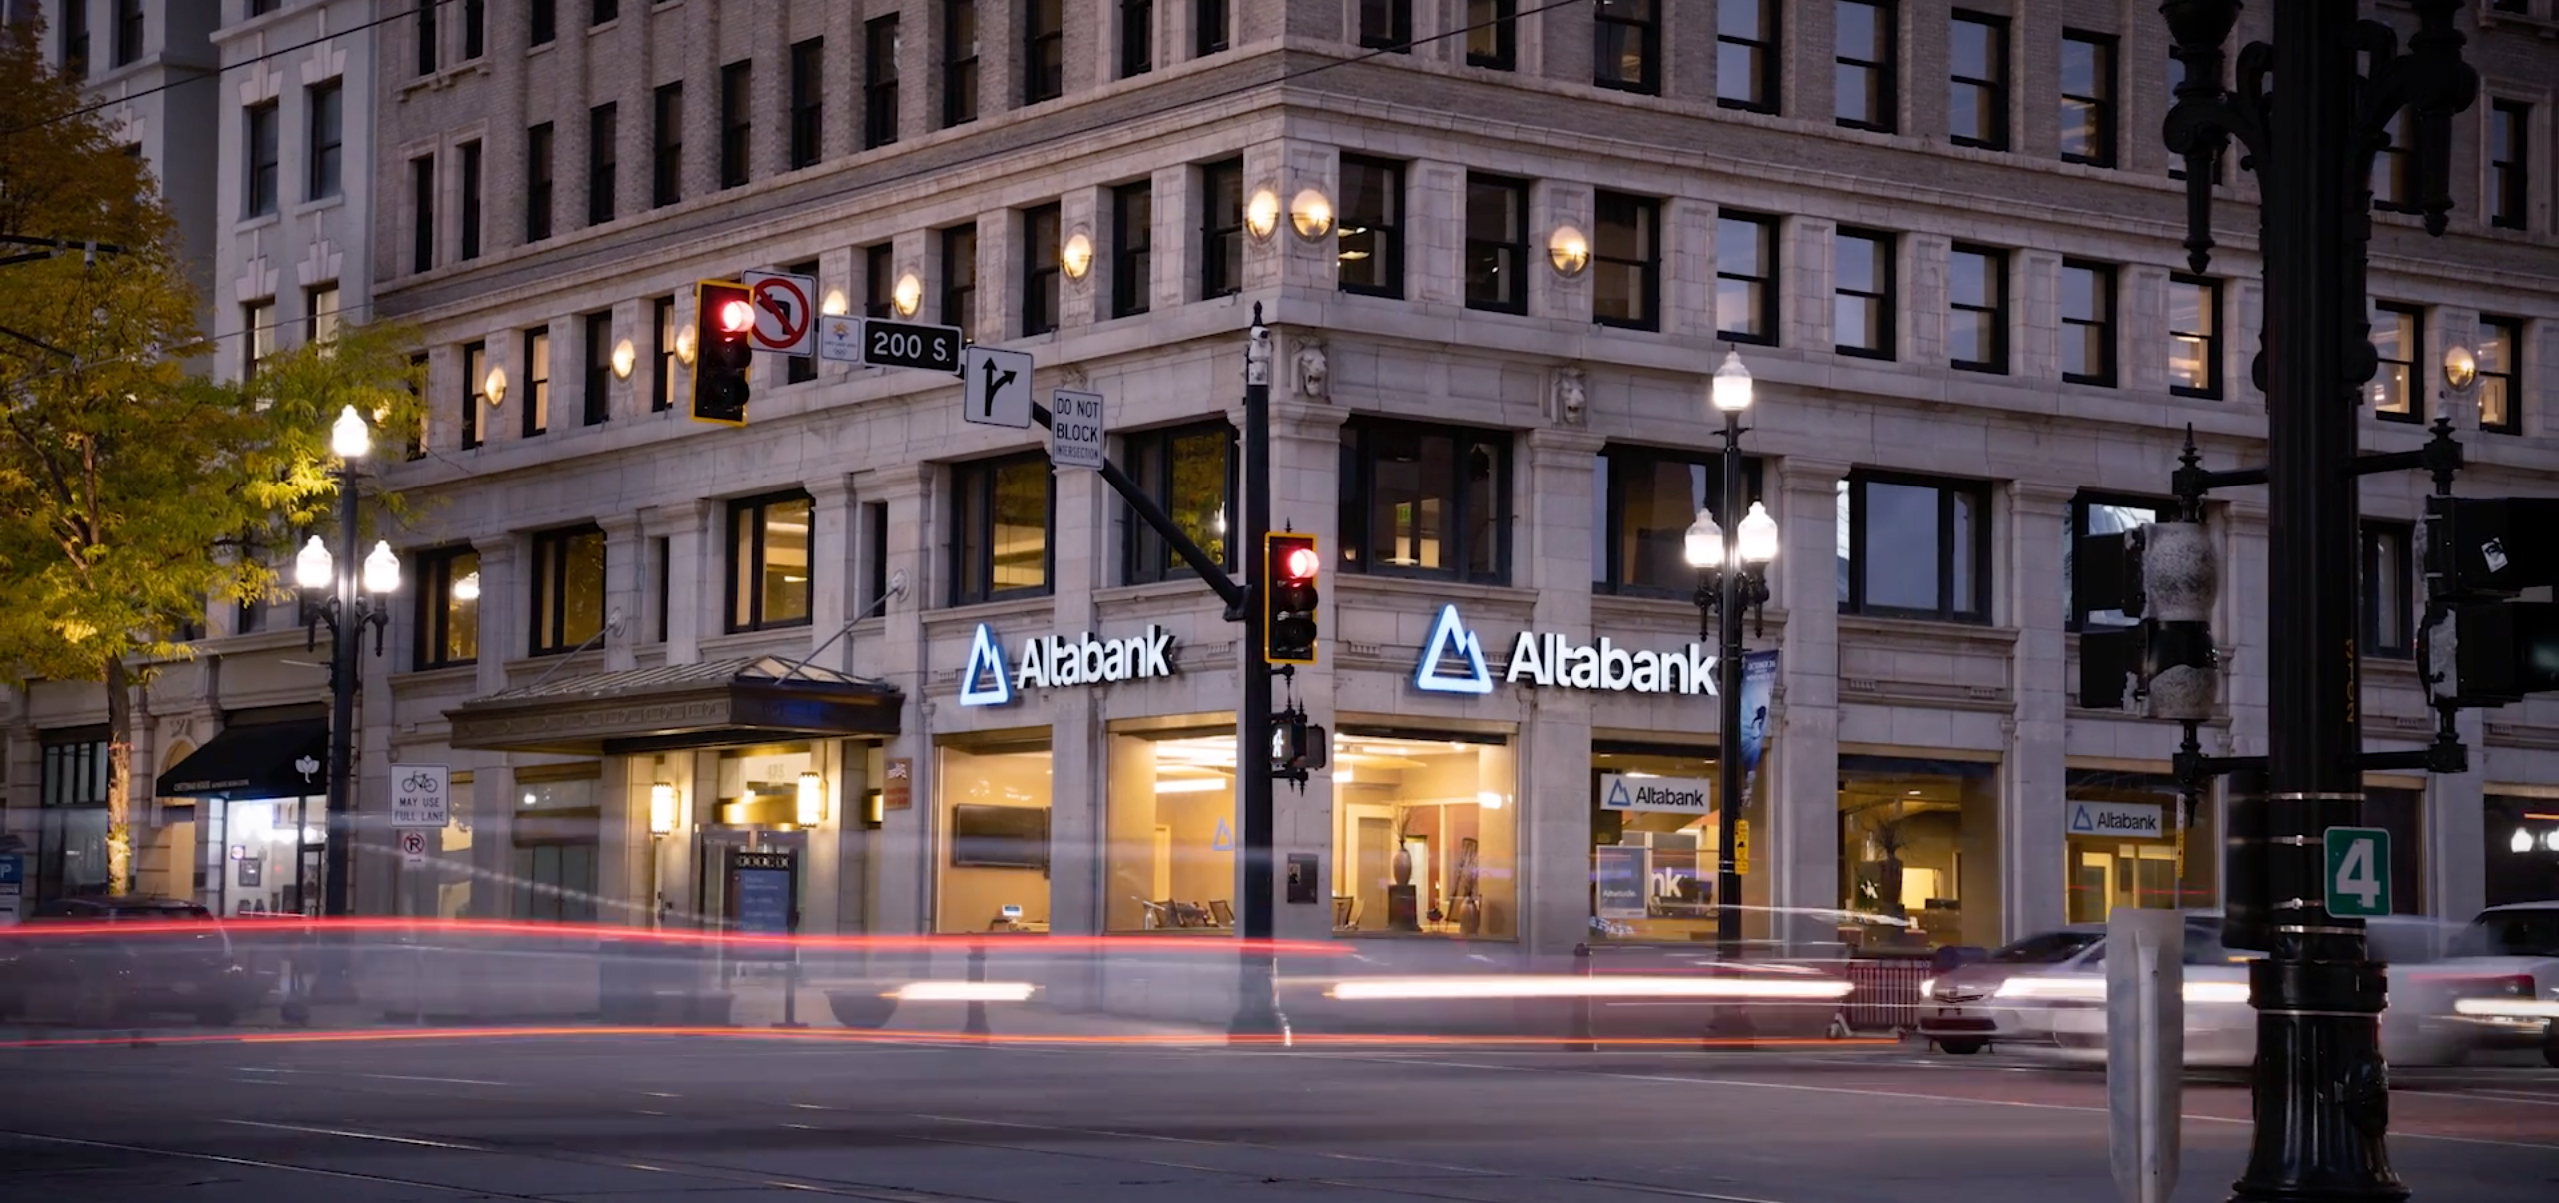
[510,839,599,925]
[2168,274,2220,397]
[1835,0,1893,131]
[1593,445,1763,595]
[1196,0,1229,56]
[307,80,343,201]
[2370,302,2423,423]
[2059,31,2114,166]
[865,16,901,149]
[1121,0,1153,77]
[587,103,618,224]
[1948,11,2008,150]
[37,733,109,902]
[463,0,486,60]
[1839,471,1991,623]
[790,39,824,170]
[1113,181,1153,318]
[944,0,980,127]
[1022,204,1062,336]
[243,299,275,379]
[1468,0,1517,71]
[728,492,816,632]
[783,258,819,384]
[306,284,340,345]
[951,453,1055,605]
[1592,191,1659,331]
[1717,0,1777,111]
[862,502,890,614]
[525,122,555,242]
[1026,0,1064,101]
[2478,315,2522,434]
[532,0,557,45]
[864,244,896,318]
[592,0,619,24]
[1947,244,2006,373]
[414,547,481,668]
[405,352,429,461]
[462,340,487,449]
[653,82,683,208]
[2361,521,2413,659]
[2490,100,2530,231]
[1360,1,1412,51]
[411,155,436,271]
[1463,173,1528,314]
[458,140,483,261]
[2066,494,2160,629]
[415,0,438,77]
[245,101,279,217]
[942,223,978,341]
[1595,0,1660,95]
[1339,420,1510,583]
[720,60,752,190]
[651,296,676,412]
[1834,227,1893,358]
[61,0,87,80]
[1338,156,1404,298]
[2372,112,2414,212]
[583,311,613,425]
[1122,423,1234,584]
[1201,157,1243,298]
[114,0,141,66]
[1715,211,1779,343]
[2060,260,2115,386]
[1328,730,1516,938]
[530,525,608,654]
[522,327,551,437]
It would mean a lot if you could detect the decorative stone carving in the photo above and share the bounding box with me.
[1293,343,1328,397]
[1552,367,1588,426]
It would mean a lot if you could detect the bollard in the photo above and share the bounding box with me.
[963,940,991,1039]
[1567,943,1595,1052]
[772,953,808,1029]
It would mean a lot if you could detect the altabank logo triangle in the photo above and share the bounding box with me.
[1413,604,1493,694]
[958,623,1013,707]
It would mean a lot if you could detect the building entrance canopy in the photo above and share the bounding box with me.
[445,657,900,755]
[154,720,331,800]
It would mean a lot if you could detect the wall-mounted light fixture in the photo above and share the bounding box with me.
[1548,225,1591,277]
[796,771,827,826]
[482,364,509,406]
[822,288,851,317]
[892,272,924,317]
[1289,188,1334,240]
[649,782,679,837]
[1245,187,1281,241]
[610,338,637,379]
[1060,231,1094,281]
[675,324,698,365]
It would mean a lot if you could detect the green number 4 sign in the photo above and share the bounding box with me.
[2323,826,2393,918]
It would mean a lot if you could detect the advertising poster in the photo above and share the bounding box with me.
[1738,650,1780,790]
[1594,846,1646,919]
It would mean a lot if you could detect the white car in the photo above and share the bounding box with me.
[1918,926,2105,1054]
[2031,914,2505,1068]
[2440,902,2559,1067]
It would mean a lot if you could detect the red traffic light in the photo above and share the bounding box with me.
[1280,544,1320,582]
[714,297,757,335]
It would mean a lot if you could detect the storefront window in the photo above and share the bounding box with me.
[1105,731,1238,932]
[2063,768,2215,923]
[1589,744,1726,941]
[218,796,320,916]
[2486,794,2559,908]
[938,741,1052,933]
[1331,730,1516,938]
[1837,755,2000,949]
[512,770,599,924]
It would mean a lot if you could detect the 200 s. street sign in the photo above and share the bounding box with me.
[863,320,963,372]
[2322,826,2392,918]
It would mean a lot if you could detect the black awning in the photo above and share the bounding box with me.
[154,720,330,800]
[445,656,901,755]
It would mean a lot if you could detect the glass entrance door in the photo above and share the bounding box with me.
[2067,841,2179,923]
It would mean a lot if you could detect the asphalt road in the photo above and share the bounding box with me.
[0,1033,2552,1203]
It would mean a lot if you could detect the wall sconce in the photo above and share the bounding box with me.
[863,789,885,828]
[675,323,698,365]
[482,364,509,406]
[609,338,636,379]
[796,771,827,826]
[649,782,678,837]
[1060,231,1094,281]
[1245,187,1281,241]
[2443,343,2478,394]
[1548,225,1591,277]
[1288,188,1334,240]
[891,272,924,317]
[821,288,850,317]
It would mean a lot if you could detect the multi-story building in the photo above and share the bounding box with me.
[9,4,2557,968]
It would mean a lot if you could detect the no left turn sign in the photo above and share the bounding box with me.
[743,270,816,355]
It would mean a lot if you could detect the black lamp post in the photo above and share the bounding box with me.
[2162,3,2475,1199]
[1683,350,1776,958]
[298,405,399,920]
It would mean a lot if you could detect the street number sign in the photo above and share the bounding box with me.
[392,764,450,829]
[2322,826,2392,917]
[1049,388,1105,470]
[816,315,863,363]
[742,270,816,354]
[962,346,1034,429]
[864,320,963,372]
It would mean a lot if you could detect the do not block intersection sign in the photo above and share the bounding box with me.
[1050,389,1105,470]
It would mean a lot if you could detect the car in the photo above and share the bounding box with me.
[0,896,265,1027]
[2440,901,2559,1067]
[1918,926,2104,1055]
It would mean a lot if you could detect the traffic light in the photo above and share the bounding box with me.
[2424,496,2559,707]
[1264,533,1320,664]
[2076,517,2220,720]
[691,279,755,426]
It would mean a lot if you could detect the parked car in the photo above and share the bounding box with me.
[0,897,265,1026]
[2441,901,2559,1067]
[1919,926,2104,1054]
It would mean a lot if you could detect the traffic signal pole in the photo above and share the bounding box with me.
[1232,308,1284,1039]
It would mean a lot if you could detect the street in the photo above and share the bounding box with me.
[1,1031,2552,1203]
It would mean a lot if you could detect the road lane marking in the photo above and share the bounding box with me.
[0,1129,539,1198]
[222,1119,483,1150]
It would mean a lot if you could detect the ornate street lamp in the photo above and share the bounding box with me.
[301,406,400,923]
[1682,349,1777,958]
